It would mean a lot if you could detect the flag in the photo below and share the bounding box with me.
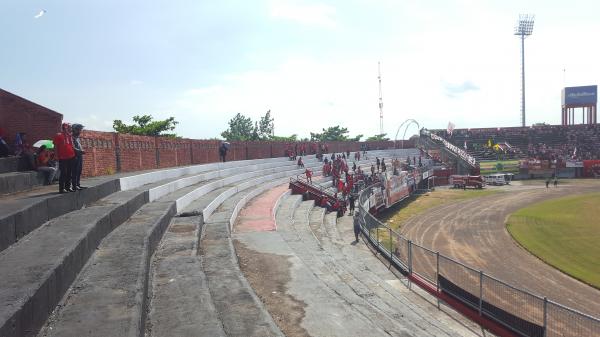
[464,140,467,149]
[447,122,455,136]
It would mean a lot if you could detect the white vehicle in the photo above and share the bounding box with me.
[483,174,508,186]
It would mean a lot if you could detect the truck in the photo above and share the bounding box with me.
[483,173,514,186]
[449,175,484,189]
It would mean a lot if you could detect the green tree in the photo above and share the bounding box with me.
[270,134,298,142]
[113,115,178,137]
[258,110,274,140]
[366,133,390,141]
[310,125,362,141]
[221,113,254,141]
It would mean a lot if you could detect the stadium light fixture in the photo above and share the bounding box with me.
[514,14,535,127]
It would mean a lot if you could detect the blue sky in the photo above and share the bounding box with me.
[1,0,599,139]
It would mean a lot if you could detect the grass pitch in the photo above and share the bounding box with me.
[379,188,499,231]
[507,192,600,289]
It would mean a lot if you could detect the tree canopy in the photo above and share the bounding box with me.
[221,113,254,141]
[221,110,297,141]
[366,133,390,141]
[310,126,362,142]
[113,115,178,137]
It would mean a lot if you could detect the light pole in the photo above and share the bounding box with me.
[514,14,535,127]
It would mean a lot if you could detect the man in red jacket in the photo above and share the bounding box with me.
[53,123,76,193]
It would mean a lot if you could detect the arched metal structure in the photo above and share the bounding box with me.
[394,119,420,149]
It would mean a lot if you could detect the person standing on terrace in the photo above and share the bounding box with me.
[53,123,76,193]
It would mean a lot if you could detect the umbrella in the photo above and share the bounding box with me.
[33,139,54,149]
[222,142,230,149]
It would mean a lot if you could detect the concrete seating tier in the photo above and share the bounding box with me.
[1,154,308,337]
[0,171,45,195]
[144,150,401,336]
[40,150,397,337]
[0,149,409,337]
[0,157,27,174]
[266,194,482,336]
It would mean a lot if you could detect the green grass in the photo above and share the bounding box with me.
[379,188,499,232]
[507,193,600,289]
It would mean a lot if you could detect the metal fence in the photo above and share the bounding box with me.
[357,184,600,337]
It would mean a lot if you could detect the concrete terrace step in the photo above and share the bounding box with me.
[38,159,315,337]
[0,171,45,195]
[0,157,19,174]
[0,154,300,253]
[277,198,466,336]
[318,212,477,336]
[148,166,336,335]
[149,181,291,336]
[0,176,119,253]
[271,194,390,336]
[1,157,304,337]
[0,163,238,337]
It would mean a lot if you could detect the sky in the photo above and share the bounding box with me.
[1,0,599,140]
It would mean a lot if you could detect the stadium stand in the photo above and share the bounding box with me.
[433,124,600,162]
[0,148,401,337]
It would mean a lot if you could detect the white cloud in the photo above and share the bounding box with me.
[269,0,337,28]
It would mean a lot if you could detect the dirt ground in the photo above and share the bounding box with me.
[233,240,310,337]
[399,181,600,318]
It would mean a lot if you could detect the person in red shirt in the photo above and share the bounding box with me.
[36,145,58,185]
[305,168,312,183]
[53,123,76,193]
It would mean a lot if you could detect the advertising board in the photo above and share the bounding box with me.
[562,85,597,106]
[479,160,520,175]
[583,160,600,177]
[384,171,411,208]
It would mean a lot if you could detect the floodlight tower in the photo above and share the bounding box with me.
[377,62,384,135]
[514,14,535,127]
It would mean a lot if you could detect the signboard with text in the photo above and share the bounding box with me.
[562,85,597,106]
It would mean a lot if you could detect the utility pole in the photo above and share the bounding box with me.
[514,14,535,127]
[378,62,384,135]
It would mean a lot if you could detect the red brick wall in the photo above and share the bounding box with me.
[0,89,63,147]
[79,130,117,177]
[191,140,219,164]
[176,139,192,166]
[245,141,271,159]
[117,134,157,172]
[157,138,179,168]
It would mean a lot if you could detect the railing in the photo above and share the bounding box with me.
[421,129,478,168]
[356,185,600,337]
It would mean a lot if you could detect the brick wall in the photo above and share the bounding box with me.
[0,89,62,146]
[191,140,219,164]
[79,130,117,177]
[117,134,156,172]
[72,133,400,177]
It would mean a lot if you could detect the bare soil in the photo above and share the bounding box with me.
[234,240,310,337]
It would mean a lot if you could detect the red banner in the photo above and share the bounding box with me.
[583,160,600,178]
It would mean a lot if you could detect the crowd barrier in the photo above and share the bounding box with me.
[356,185,600,337]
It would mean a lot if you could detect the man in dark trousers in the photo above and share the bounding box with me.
[53,123,76,193]
[376,157,381,172]
[353,208,361,242]
[348,193,355,216]
[71,124,86,189]
[219,143,228,162]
